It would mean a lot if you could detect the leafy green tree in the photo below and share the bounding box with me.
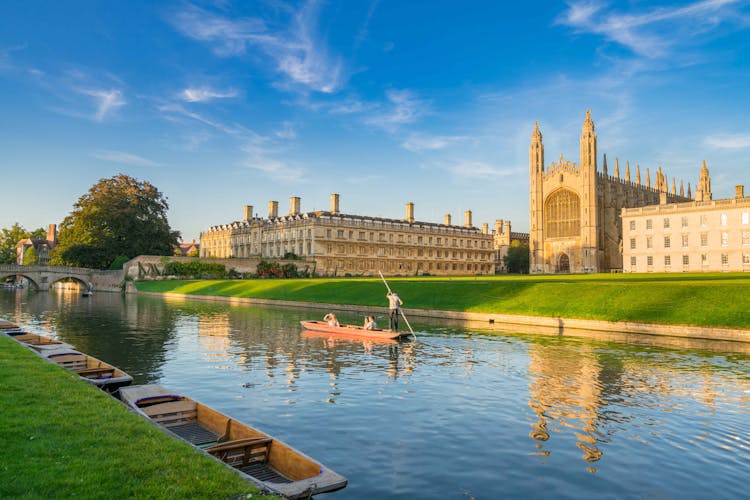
[29,227,47,240]
[0,223,30,264]
[22,245,39,265]
[503,241,530,274]
[51,174,180,269]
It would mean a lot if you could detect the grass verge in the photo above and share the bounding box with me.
[136,273,750,329]
[0,335,273,499]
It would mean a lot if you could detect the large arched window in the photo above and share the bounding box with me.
[545,189,580,238]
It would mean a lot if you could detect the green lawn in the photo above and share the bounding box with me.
[0,335,273,499]
[136,273,750,329]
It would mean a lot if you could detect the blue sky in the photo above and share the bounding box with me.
[1,1,749,241]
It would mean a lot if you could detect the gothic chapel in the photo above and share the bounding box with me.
[529,110,692,273]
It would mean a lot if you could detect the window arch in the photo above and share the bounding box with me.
[545,189,580,238]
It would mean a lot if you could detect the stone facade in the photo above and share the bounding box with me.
[200,194,527,276]
[529,110,691,273]
[622,181,750,273]
[16,224,57,265]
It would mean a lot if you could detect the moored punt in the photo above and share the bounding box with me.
[300,320,411,340]
[40,349,133,392]
[119,384,347,499]
[10,332,74,351]
[0,320,19,329]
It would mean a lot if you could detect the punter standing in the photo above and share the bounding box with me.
[387,291,403,331]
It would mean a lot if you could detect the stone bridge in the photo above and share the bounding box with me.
[0,264,124,292]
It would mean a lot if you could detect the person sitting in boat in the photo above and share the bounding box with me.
[324,313,339,327]
[363,316,377,330]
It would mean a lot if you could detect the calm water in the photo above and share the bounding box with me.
[2,289,749,498]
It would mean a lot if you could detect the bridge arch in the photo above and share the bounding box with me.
[0,273,41,290]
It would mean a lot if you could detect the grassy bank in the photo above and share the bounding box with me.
[136,273,750,329]
[0,335,272,499]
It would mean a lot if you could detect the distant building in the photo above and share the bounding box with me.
[200,194,527,276]
[622,174,750,273]
[174,240,200,256]
[529,110,692,273]
[16,224,57,265]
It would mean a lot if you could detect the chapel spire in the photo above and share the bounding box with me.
[695,160,712,201]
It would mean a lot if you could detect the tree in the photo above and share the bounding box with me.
[0,223,30,264]
[503,241,530,274]
[22,245,39,265]
[51,174,180,269]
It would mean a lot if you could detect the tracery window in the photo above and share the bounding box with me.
[544,189,580,238]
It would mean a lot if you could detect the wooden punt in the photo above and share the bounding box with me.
[119,384,347,499]
[300,320,410,340]
[301,330,398,345]
[10,332,73,351]
[40,348,133,392]
[0,320,19,329]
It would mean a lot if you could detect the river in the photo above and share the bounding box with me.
[2,289,749,498]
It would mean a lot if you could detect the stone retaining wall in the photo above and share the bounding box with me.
[137,291,750,345]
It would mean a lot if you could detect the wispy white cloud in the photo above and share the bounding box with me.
[158,102,254,137]
[241,137,305,182]
[274,121,297,140]
[364,89,428,132]
[402,133,469,152]
[91,150,160,167]
[558,0,742,58]
[705,133,750,150]
[435,160,521,179]
[170,1,343,93]
[180,87,238,102]
[80,88,125,121]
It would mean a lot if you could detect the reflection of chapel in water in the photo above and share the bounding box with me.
[527,342,625,464]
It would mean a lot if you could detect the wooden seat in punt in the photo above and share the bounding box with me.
[300,320,411,339]
[40,349,133,392]
[119,384,347,499]
[10,332,73,351]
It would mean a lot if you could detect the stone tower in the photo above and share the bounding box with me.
[529,121,544,269]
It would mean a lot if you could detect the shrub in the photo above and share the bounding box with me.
[109,255,130,270]
[162,260,226,279]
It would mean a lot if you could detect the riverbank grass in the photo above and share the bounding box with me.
[0,335,272,498]
[136,273,750,329]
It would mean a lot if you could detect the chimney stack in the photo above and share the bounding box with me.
[289,196,301,216]
[736,185,745,198]
[482,223,488,234]
[464,210,473,228]
[444,214,452,226]
[48,224,57,246]
[268,200,279,219]
[330,193,340,214]
[406,202,415,223]
[243,205,253,222]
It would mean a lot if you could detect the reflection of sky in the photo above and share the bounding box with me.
[2,291,749,498]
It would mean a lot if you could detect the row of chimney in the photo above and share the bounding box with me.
[242,194,487,230]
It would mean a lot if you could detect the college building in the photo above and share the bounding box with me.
[200,194,528,276]
[622,173,750,273]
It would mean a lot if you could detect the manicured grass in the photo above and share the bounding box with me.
[0,335,274,499]
[136,273,750,329]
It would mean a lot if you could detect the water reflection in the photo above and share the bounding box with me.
[2,289,750,498]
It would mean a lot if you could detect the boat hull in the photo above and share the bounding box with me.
[300,320,410,339]
[119,384,347,499]
[40,348,133,392]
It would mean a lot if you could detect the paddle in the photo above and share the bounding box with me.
[378,271,416,340]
